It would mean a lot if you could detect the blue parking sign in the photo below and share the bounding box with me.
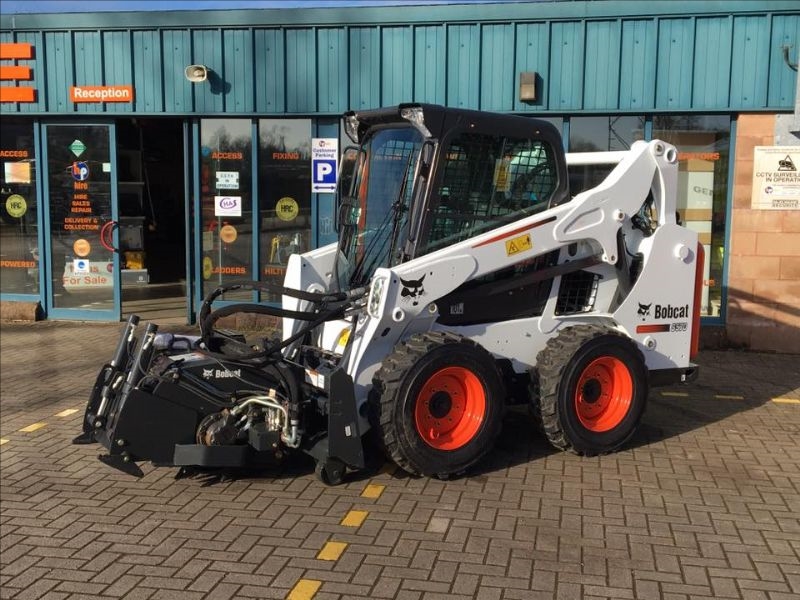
[311,138,339,193]
[312,159,337,191]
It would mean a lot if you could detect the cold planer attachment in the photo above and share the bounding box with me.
[75,282,367,484]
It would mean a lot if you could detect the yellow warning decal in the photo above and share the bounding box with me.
[505,233,532,256]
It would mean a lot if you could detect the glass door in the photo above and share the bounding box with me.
[42,123,120,320]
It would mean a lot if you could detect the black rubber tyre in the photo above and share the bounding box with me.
[371,331,505,478]
[528,369,545,433]
[534,324,648,455]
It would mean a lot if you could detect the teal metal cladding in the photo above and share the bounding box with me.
[1,7,797,115]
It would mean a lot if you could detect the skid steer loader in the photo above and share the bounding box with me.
[75,104,702,484]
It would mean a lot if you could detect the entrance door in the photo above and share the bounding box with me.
[42,124,120,321]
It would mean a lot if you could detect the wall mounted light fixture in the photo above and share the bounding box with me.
[184,64,208,83]
[519,71,537,103]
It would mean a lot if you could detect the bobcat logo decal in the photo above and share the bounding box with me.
[638,302,652,319]
[400,275,426,306]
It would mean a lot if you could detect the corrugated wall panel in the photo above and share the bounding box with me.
[514,22,549,112]
[132,30,163,112]
[349,27,380,110]
[584,20,621,110]
[656,18,695,110]
[161,29,193,113]
[317,28,347,114]
[447,24,479,109]
[223,29,254,113]
[382,26,413,107]
[693,17,732,109]
[254,29,284,113]
[550,21,584,110]
[768,14,800,107]
[480,24,513,112]
[13,31,45,114]
[102,31,133,115]
[619,20,656,110]
[730,16,770,108]
[413,25,445,104]
[1,8,796,116]
[191,29,223,113]
[286,28,316,113]
[44,31,73,113]
[74,31,103,114]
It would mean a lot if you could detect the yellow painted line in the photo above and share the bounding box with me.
[772,397,800,404]
[55,408,79,417]
[661,391,689,397]
[287,579,321,600]
[317,541,347,561]
[0,438,8,446]
[341,510,368,527]
[361,484,385,499]
[714,394,744,400]
[19,422,46,433]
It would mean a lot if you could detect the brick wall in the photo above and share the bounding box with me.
[727,114,800,353]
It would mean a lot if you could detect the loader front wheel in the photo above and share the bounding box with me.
[372,332,504,478]
[534,325,648,455]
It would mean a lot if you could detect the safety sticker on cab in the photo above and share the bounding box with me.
[505,233,532,256]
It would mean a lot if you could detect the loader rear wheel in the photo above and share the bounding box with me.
[533,325,648,455]
[372,332,504,478]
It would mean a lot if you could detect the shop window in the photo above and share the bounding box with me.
[653,115,730,317]
[46,124,114,310]
[258,119,311,303]
[1,118,39,295]
[200,119,253,301]
[568,116,645,194]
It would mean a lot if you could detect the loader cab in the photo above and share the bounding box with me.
[336,104,570,291]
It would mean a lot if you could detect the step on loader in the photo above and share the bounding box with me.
[76,104,702,484]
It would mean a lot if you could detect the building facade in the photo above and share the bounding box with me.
[1,1,798,350]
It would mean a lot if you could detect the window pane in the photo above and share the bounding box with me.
[47,125,114,310]
[422,132,558,254]
[653,115,730,317]
[0,118,39,295]
[200,119,252,301]
[258,119,311,303]
[568,116,645,194]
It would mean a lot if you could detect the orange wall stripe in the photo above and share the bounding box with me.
[0,43,33,60]
[0,66,32,80]
[0,87,35,102]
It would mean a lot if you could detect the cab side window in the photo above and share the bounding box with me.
[422,132,557,254]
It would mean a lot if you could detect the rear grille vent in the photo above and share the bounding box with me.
[556,270,600,315]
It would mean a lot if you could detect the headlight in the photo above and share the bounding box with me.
[345,114,360,143]
[367,276,387,318]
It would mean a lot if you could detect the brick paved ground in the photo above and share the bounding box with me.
[1,320,799,600]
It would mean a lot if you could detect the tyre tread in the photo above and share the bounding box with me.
[372,331,503,476]
[536,324,645,455]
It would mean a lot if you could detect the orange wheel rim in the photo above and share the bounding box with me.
[574,356,633,432]
[414,366,486,450]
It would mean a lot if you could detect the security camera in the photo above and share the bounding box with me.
[184,65,208,83]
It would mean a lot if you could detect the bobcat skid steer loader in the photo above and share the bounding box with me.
[76,104,702,484]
